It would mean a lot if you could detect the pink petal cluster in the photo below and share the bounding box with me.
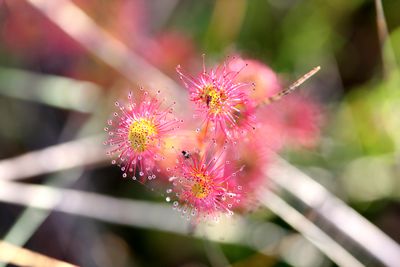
[168,147,242,222]
[105,90,180,182]
[259,94,322,149]
[105,56,322,222]
[176,57,255,139]
[233,59,322,150]
[224,136,271,211]
[229,58,281,103]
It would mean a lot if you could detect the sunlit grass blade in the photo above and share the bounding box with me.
[0,180,292,258]
[0,240,77,267]
[264,154,400,267]
[259,189,364,267]
[0,67,102,112]
[0,135,105,181]
[25,0,188,113]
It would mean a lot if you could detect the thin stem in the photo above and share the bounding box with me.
[262,66,321,106]
[0,241,77,267]
[374,0,398,79]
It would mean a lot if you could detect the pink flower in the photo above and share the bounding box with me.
[230,58,281,104]
[105,89,181,181]
[176,57,253,139]
[169,147,242,222]
[225,136,272,211]
[260,95,322,149]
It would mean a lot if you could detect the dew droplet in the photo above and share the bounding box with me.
[165,197,171,202]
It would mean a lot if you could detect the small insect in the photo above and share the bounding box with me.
[206,95,212,107]
[182,150,191,159]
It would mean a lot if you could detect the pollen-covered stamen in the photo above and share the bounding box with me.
[128,118,157,152]
[191,173,212,199]
[200,85,227,114]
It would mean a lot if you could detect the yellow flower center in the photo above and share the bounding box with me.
[128,118,157,152]
[201,85,227,114]
[191,174,212,199]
